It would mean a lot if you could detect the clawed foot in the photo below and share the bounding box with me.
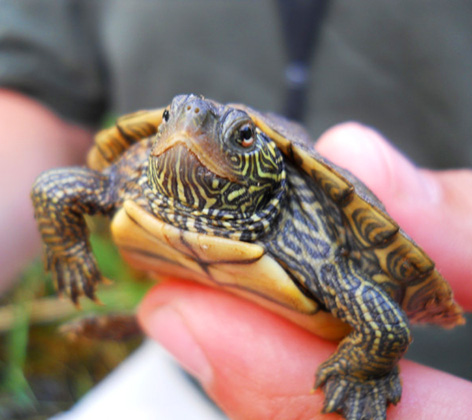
[44,245,109,305]
[315,363,401,420]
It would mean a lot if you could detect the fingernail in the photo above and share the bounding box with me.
[148,305,213,384]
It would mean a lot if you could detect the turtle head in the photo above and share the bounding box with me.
[148,94,285,218]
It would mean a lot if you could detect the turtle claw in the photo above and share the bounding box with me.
[315,365,401,420]
[100,277,114,286]
[44,246,105,305]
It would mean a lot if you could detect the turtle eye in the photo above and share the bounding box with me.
[162,109,170,122]
[234,123,255,148]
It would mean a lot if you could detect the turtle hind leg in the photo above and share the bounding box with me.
[31,167,113,304]
[317,361,401,420]
[312,259,411,420]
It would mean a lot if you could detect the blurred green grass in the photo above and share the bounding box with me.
[0,222,154,419]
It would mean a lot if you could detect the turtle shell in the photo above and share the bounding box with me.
[90,100,463,340]
[87,108,165,171]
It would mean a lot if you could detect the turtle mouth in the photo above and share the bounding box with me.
[151,132,239,183]
[149,134,234,211]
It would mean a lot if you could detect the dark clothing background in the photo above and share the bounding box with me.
[1,0,471,379]
[1,0,471,168]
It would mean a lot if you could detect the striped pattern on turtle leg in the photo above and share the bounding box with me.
[31,168,113,303]
[314,257,411,420]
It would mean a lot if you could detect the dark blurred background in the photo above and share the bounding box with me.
[0,0,471,418]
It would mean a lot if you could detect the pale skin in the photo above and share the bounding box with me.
[138,123,472,420]
[0,89,92,293]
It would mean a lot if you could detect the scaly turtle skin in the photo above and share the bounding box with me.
[31,94,464,420]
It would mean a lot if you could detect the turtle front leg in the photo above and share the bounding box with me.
[31,167,113,304]
[314,259,411,420]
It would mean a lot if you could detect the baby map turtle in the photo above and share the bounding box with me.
[32,94,464,420]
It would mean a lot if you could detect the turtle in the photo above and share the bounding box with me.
[31,94,464,420]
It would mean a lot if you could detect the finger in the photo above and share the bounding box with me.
[138,281,472,420]
[316,123,472,309]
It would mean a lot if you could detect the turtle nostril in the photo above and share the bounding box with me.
[184,101,206,118]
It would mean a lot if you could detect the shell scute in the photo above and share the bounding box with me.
[402,269,463,326]
[87,108,164,171]
[343,203,399,247]
[291,143,354,204]
[372,233,434,283]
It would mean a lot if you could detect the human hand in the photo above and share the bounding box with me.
[138,123,472,419]
[0,90,92,293]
